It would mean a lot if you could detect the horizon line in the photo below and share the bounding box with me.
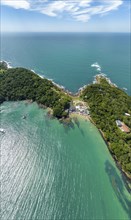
[1,31,131,34]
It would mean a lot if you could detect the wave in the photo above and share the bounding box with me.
[93,73,118,88]
[0,60,12,69]
[1,60,67,93]
[35,71,66,91]
[93,73,106,84]
[52,81,65,90]
[37,73,45,79]
[78,85,87,91]
[91,63,118,88]
[91,62,101,72]
[31,69,36,73]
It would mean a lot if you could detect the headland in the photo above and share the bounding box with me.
[0,60,131,181]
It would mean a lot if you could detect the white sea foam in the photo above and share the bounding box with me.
[0,60,12,69]
[36,73,46,79]
[52,81,65,90]
[123,87,128,91]
[93,73,118,88]
[37,72,66,91]
[78,85,87,91]
[31,69,35,73]
[30,69,45,79]
[48,78,54,82]
[91,63,118,88]
[91,62,101,72]
[31,69,66,91]
[39,75,44,79]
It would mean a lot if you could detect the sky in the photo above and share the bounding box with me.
[1,0,131,32]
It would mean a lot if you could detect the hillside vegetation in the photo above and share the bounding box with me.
[81,77,131,176]
[0,66,71,118]
[1,62,131,178]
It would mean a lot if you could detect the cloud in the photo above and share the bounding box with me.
[79,0,93,7]
[1,0,123,22]
[41,1,67,17]
[1,0,30,9]
[99,0,123,14]
[40,0,123,22]
[74,14,91,22]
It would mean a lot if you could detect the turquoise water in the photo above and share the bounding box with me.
[1,33,131,219]
[1,32,131,94]
[0,101,131,220]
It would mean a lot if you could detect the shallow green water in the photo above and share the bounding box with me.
[1,101,131,220]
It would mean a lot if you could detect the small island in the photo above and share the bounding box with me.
[0,61,131,179]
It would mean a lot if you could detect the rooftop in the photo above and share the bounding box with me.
[120,123,130,133]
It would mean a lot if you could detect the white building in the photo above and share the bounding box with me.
[125,113,130,116]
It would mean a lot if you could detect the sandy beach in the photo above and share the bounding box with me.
[69,112,90,122]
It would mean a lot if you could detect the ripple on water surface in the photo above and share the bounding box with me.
[0,101,131,220]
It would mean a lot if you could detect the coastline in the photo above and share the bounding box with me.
[39,101,131,184]
[69,110,131,186]
[86,115,131,186]
[99,128,131,189]
[0,60,71,94]
[0,60,131,183]
[69,112,90,121]
[0,60,12,69]
[69,110,131,189]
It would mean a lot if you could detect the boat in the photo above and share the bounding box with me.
[22,115,27,119]
[0,128,5,133]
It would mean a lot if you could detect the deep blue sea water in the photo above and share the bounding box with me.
[1,32,131,94]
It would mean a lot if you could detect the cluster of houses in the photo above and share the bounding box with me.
[116,117,130,133]
[69,100,130,133]
[69,101,90,116]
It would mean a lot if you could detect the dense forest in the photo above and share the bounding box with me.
[81,77,131,176]
[0,63,71,118]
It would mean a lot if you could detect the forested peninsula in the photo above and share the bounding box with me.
[81,77,131,178]
[0,62,71,118]
[0,61,131,179]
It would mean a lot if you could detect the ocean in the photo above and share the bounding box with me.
[1,32,131,94]
[1,33,131,220]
